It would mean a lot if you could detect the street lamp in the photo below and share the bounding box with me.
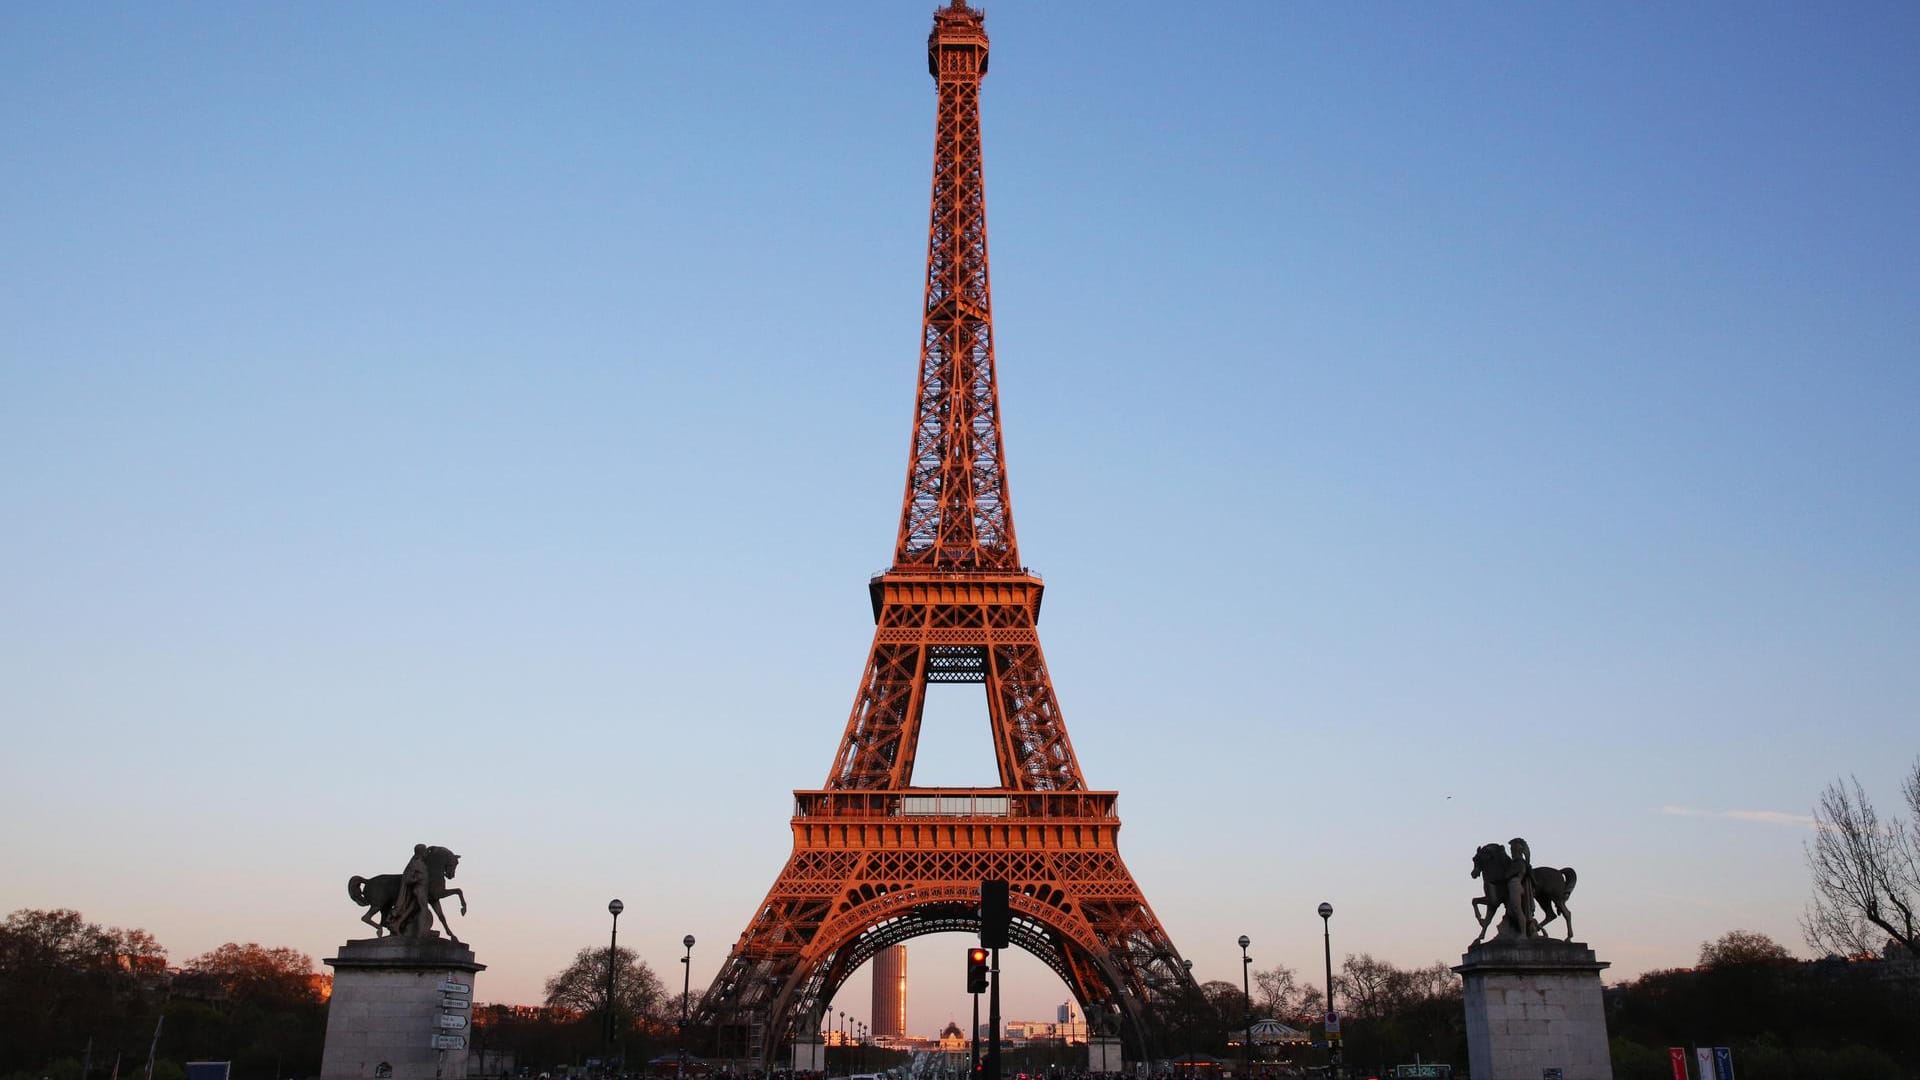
[1318,903,1338,1079]
[607,900,624,1053]
[1238,935,1252,1080]
[678,935,695,1080]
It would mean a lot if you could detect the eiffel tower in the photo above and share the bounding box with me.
[696,1,1195,1061]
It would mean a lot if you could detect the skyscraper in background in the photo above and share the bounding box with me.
[872,944,907,1039]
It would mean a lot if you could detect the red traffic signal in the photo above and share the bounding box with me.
[966,947,989,993]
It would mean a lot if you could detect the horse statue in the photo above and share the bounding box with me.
[1470,842,1522,942]
[1530,863,1577,940]
[1471,838,1577,943]
[347,844,467,943]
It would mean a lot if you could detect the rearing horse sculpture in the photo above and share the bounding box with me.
[347,844,468,943]
[1471,839,1577,943]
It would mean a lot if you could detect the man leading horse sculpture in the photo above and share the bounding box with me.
[347,844,468,944]
[1471,837,1576,944]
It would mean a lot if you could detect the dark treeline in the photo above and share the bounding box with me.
[1156,954,1466,1074]
[0,910,698,1080]
[1155,932,1920,1080]
[0,910,327,1080]
[1606,933,1920,1080]
[470,1004,669,1074]
[12,908,1918,1080]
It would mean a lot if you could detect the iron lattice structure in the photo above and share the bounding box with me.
[696,2,1194,1062]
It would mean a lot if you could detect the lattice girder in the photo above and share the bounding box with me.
[828,576,1081,792]
[695,1,1194,1065]
[695,802,1191,1060]
[895,2,1015,573]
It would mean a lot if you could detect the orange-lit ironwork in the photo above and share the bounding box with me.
[696,2,1194,1062]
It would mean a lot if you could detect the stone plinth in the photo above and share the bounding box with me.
[1454,939,1611,1080]
[322,936,484,1080]
[1086,1037,1122,1073]
[790,1035,825,1073]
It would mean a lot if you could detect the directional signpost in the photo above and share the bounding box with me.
[435,976,473,1053]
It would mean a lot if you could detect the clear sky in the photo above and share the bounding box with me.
[3,0,1917,1041]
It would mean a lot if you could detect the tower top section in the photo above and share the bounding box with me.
[928,2,989,78]
[895,0,1016,573]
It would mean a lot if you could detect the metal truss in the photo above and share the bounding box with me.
[696,808,1194,1062]
[896,1,1015,573]
[695,2,1195,1065]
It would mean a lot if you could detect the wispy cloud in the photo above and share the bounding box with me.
[1659,805,1816,828]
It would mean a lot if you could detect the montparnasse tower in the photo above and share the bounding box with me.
[872,944,907,1039]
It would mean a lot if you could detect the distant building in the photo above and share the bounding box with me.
[1003,1016,1088,1045]
[872,944,907,1039]
[1005,1020,1052,1039]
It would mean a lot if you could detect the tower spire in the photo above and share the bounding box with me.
[896,0,1012,572]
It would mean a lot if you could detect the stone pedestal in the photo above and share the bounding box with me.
[322,936,485,1080]
[1454,940,1610,1080]
[1086,1037,1122,1073]
[790,1035,825,1073]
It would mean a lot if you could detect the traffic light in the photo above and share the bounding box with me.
[980,879,1010,949]
[966,947,989,994]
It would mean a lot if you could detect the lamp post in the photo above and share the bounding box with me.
[1318,903,1338,1079]
[606,900,624,1055]
[1237,935,1252,1080]
[678,935,695,1080]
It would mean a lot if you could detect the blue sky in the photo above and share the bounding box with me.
[4,0,1917,1037]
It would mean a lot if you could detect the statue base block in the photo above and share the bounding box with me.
[790,1036,825,1073]
[1087,1037,1123,1073]
[1454,939,1611,1080]
[322,936,485,1080]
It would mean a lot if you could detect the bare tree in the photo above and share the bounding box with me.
[1252,964,1303,1020]
[1802,757,1920,960]
[1335,954,1402,1020]
[185,942,324,1006]
[544,945,666,1023]
[1698,930,1792,968]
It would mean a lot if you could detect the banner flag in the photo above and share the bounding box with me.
[1696,1048,1715,1080]
[1714,1047,1735,1080]
[1668,1048,1688,1080]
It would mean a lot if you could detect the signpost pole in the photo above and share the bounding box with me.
[986,949,1002,1080]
